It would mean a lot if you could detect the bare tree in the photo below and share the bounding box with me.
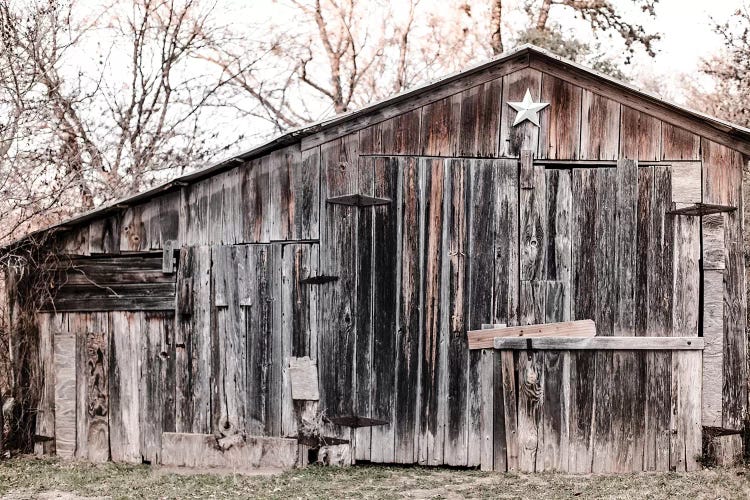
[0,0,264,245]
[213,0,474,132]
[686,6,750,128]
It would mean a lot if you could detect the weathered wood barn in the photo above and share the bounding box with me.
[5,45,750,473]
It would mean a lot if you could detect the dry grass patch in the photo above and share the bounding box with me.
[1,456,749,499]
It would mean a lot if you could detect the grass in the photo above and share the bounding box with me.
[1,456,750,499]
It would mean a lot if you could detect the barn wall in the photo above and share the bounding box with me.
[35,55,748,471]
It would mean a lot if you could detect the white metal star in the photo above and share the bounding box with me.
[507,89,549,127]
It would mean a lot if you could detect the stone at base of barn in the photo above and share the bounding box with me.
[704,429,744,466]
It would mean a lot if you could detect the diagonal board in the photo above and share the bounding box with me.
[468,319,596,350]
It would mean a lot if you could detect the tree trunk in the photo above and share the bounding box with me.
[536,0,552,30]
[0,391,4,458]
[490,0,504,55]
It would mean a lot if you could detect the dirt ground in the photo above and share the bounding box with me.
[1,456,749,499]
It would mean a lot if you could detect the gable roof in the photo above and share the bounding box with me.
[5,44,750,250]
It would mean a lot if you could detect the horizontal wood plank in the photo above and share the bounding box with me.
[493,336,704,350]
[160,432,298,470]
[468,320,595,350]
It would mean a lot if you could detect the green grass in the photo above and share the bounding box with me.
[1,456,750,499]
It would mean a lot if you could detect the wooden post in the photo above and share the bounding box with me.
[479,324,505,472]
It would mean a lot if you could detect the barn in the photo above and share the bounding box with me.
[3,44,749,473]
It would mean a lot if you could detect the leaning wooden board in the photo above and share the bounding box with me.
[468,319,596,349]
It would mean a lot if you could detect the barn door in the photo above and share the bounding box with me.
[520,153,700,336]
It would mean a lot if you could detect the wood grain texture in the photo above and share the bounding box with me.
[359,108,421,156]
[35,313,58,456]
[393,157,421,464]
[494,336,703,350]
[468,163,498,469]
[54,334,77,458]
[615,159,637,336]
[75,313,110,463]
[500,68,542,157]
[370,157,399,464]
[702,214,725,270]
[289,357,319,401]
[318,133,359,430]
[538,74,581,160]
[520,153,546,281]
[662,123,700,160]
[619,106,661,162]
[418,157,446,465]
[458,81,502,157]
[671,162,702,204]
[174,246,212,435]
[108,311,142,463]
[445,159,468,466]
[545,169,572,320]
[140,312,169,464]
[160,432,298,470]
[580,91,620,161]
[420,94,461,157]
[468,320,596,349]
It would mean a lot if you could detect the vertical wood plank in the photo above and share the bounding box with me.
[360,108,421,156]
[468,160,500,470]
[615,159,637,335]
[619,106,662,162]
[517,352,543,472]
[35,314,57,456]
[212,245,248,435]
[644,351,671,470]
[520,153,546,281]
[703,140,746,431]
[500,351,518,471]
[571,169,597,325]
[318,134,359,428]
[545,169,572,320]
[661,123,700,160]
[580,91,621,161]
[500,68,543,157]
[538,75,582,160]
[459,80,502,157]
[109,311,142,464]
[635,167,653,336]
[174,246,211,434]
[140,312,168,464]
[393,157,421,464]
[77,313,110,463]
[54,331,76,458]
[297,148,321,240]
[672,214,700,336]
[244,245,274,435]
[649,167,674,337]
[702,270,724,427]
[419,157,446,465]
[494,159,520,327]
[370,157,399,463]
[445,159,468,466]
[420,94,461,157]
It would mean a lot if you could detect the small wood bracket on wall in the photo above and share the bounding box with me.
[326,194,391,207]
[324,415,389,428]
[162,240,178,273]
[667,203,737,217]
[299,275,339,285]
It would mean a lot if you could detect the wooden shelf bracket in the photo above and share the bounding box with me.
[326,194,392,207]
